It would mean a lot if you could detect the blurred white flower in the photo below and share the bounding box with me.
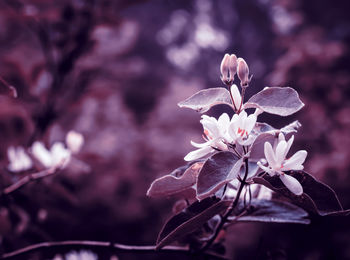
[257,133,307,195]
[184,113,231,161]
[7,146,33,172]
[228,110,257,145]
[65,250,98,260]
[66,130,84,154]
[32,141,71,169]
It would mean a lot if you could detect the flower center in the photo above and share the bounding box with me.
[237,127,248,138]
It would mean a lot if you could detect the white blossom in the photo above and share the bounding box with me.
[32,141,71,169]
[7,146,33,172]
[228,110,257,145]
[184,113,231,161]
[66,130,84,154]
[257,133,307,195]
[65,250,98,260]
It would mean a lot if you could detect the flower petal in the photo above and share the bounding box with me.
[275,140,287,165]
[184,146,213,161]
[279,174,303,195]
[244,114,257,134]
[264,142,277,168]
[284,135,294,158]
[32,141,53,168]
[218,113,230,132]
[230,84,242,110]
[190,140,210,148]
[283,150,307,171]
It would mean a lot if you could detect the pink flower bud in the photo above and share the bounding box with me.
[228,54,237,79]
[237,58,250,87]
[220,54,231,85]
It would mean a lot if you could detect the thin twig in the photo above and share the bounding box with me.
[200,158,249,252]
[0,76,17,98]
[0,240,227,260]
[2,164,63,195]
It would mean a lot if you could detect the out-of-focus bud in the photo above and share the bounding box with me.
[237,58,250,87]
[220,54,231,85]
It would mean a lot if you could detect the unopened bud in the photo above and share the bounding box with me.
[220,54,231,85]
[237,58,250,87]
[228,54,237,79]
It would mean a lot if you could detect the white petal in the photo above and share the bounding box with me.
[17,147,32,170]
[279,174,303,195]
[230,84,241,110]
[7,146,16,162]
[51,142,71,167]
[184,146,213,161]
[244,114,257,134]
[66,130,84,154]
[278,132,285,143]
[32,141,53,168]
[257,161,275,176]
[283,150,307,171]
[228,121,238,142]
[264,142,277,167]
[275,140,287,165]
[284,135,294,158]
[218,113,230,133]
[190,140,210,148]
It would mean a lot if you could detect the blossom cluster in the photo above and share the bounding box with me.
[184,54,308,195]
[7,130,84,172]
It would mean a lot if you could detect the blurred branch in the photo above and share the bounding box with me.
[0,240,228,260]
[2,165,62,196]
[0,76,17,98]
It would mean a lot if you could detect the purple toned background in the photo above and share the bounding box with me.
[0,0,349,259]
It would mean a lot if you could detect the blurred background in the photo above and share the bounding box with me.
[0,0,349,259]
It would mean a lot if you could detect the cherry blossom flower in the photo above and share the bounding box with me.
[228,110,257,145]
[257,133,307,195]
[32,141,71,169]
[7,146,33,172]
[66,130,84,154]
[65,250,97,260]
[184,113,231,161]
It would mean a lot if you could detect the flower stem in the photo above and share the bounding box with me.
[200,158,249,252]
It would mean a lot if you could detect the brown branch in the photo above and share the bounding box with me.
[2,164,62,195]
[0,240,227,259]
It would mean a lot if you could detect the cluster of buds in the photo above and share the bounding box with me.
[220,54,250,87]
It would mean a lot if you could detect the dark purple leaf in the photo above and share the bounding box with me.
[197,152,243,200]
[244,87,304,116]
[230,199,310,224]
[178,87,233,113]
[253,171,344,216]
[156,197,230,249]
[249,133,277,162]
[147,162,203,198]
